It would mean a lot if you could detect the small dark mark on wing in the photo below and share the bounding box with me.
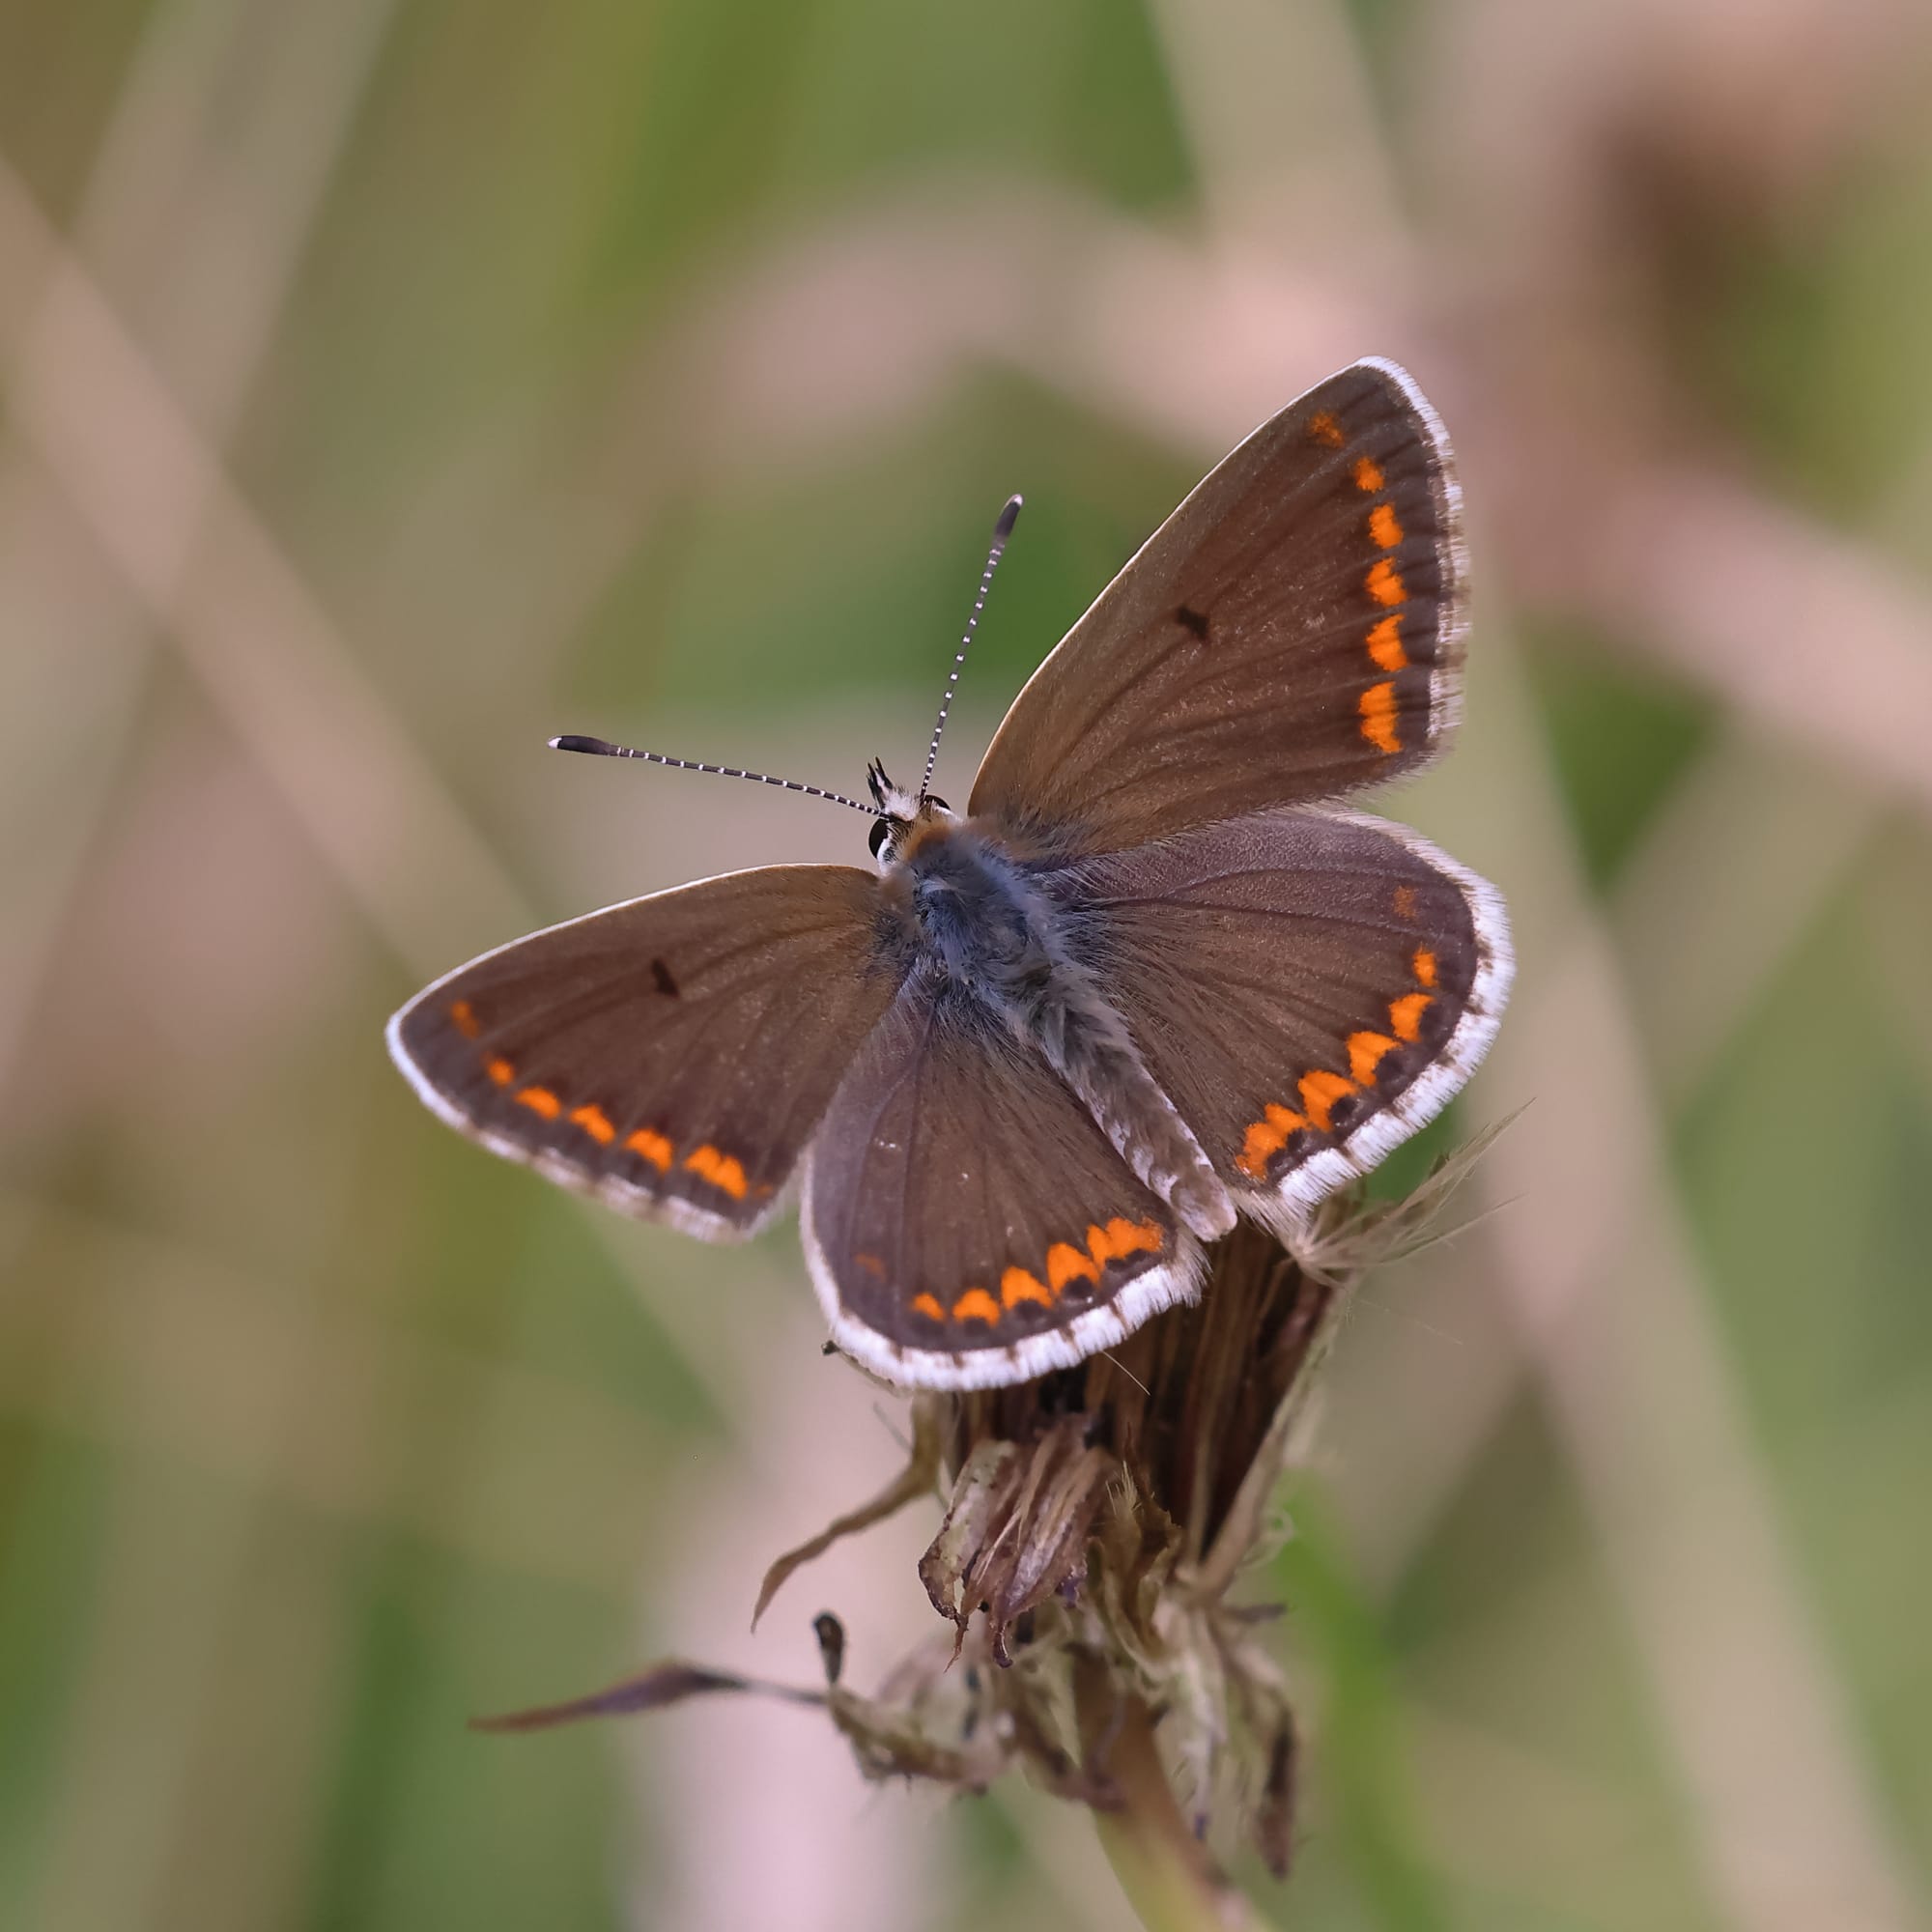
[650,956,680,997]
[1175,604,1210,641]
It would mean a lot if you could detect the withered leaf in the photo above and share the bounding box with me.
[1255,1712,1299,1880]
[470,1662,822,1734]
[753,1399,943,1627]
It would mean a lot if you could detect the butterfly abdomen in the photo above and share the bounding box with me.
[902,823,1234,1241]
[1043,996,1235,1241]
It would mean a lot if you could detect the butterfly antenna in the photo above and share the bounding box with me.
[549,736,884,816]
[921,493,1021,801]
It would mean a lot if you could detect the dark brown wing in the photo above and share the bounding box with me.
[969,359,1464,853]
[1049,808,1511,1223]
[387,865,902,1238]
[802,977,1200,1389]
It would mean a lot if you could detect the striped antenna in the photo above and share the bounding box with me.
[549,735,884,816]
[921,494,1021,801]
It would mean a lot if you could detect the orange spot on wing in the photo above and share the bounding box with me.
[1045,1242,1099,1293]
[911,1292,946,1323]
[1352,454,1385,492]
[1236,1101,1309,1179]
[515,1085,561,1120]
[449,999,480,1038]
[1297,1068,1356,1133]
[1388,991,1433,1041]
[625,1126,672,1171]
[569,1103,615,1144]
[1359,681,1400,753]
[684,1144,749,1200]
[1086,1218,1163,1266]
[1366,557,1406,607]
[486,1056,516,1086]
[1369,502,1405,550]
[854,1251,885,1278]
[952,1287,1002,1326]
[1392,884,1418,921]
[1122,1219,1162,1257]
[1348,1031,1399,1085]
[1002,1266,1054,1309]
[1412,946,1438,987]
[1308,410,1345,448]
[1367,613,1406,672]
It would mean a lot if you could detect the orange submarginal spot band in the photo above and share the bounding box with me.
[1045,1242,1099,1293]
[1369,502,1405,550]
[624,1126,673,1171]
[515,1085,562,1120]
[1366,557,1406,607]
[1412,945,1438,987]
[485,1056,516,1087]
[911,1292,947,1323]
[1352,454,1384,493]
[1002,1265,1054,1310]
[1388,991,1433,1042]
[1308,410,1345,448]
[449,999,480,1038]
[1348,1031,1399,1085]
[569,1102,615,1144]
[952,1287,1002,1326]
[1366,613,1407,672]
[1297,1068,1356,1133]
[684,1143,749,1200]
[1358,681,1400,753]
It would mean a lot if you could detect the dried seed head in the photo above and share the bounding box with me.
[478,1141,1498,1892]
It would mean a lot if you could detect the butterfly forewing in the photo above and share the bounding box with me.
[803,979,1200,1389]
[387,866,903,1238]
[970,359,1463,853]
[1051,809,1511,1222]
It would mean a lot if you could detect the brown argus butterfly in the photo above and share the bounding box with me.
[387,359,1512,1389]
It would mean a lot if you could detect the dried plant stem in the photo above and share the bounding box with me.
[1093,1698,1267,1932]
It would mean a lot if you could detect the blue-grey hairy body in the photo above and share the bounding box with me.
[882,815,1236,1241]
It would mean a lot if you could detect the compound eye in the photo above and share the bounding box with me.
[925,794,950,812]
[868,817,892,859]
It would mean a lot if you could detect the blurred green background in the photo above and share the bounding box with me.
[3,1,1931,1927]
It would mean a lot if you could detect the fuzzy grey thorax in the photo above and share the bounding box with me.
[900,818,1061,1012]
[882,814,1235,1241]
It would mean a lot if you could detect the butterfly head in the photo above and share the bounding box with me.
[867,759,953,868]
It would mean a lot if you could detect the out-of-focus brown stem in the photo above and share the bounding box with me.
[1094,1698,1267,1932]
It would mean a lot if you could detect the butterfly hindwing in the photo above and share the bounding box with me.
[386,866,903,1237]
[802,978,1199,1389]
[970,359,1463,852]
[1046,808,1511,1223]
